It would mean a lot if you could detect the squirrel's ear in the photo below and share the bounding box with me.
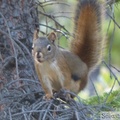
[48,32,56,43]
[33,29,39,41]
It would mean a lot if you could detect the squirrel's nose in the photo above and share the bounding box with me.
[36,52,43,58]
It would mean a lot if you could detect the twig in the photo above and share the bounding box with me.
[22,106,28,120]
[8,107,12,120]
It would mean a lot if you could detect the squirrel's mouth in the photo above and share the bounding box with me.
[37,58,44,63]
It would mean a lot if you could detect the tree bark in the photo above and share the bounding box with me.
[0,0,40,90]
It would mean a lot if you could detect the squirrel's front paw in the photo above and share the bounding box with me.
[43,94,53,100]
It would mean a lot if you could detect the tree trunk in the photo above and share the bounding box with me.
[0,0,40,87]
[0,0,42,113]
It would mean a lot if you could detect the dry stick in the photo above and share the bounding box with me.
[38,11,70,34]
[107,12,120,29]
[35,23,70,39]
[36,0,69,6]
[103,61,119,85]
[13,102,73,118]
[31,100,48,110]
[50,11,73,19]
[38,1,49,34]
[40,0,70,7]
[42,100,53,120]
[29,1,70,33]
[103,61,118,103]
[52,11,72,15]
[39,2,71,33]
[22,106,28,120]
[52,15,73,19]
[39,0,67,4]
[90,78,101,104]
[106,15,112,35]
[75,111,80,120]
[14,39,37,80]
[12,110,49,117]
[48,112,55,120]
[8,107,13,120]
[12,109,68,117]
[107,12,116,79]
[11,22,70,38]
[107,0,118,5]
[110,64,120,73]
[43,2,69,7]
[0,12,19,80]
[41,0,71,39]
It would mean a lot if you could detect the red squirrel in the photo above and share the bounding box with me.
[32,0,105,99]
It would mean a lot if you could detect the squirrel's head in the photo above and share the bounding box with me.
[32,30,57,63]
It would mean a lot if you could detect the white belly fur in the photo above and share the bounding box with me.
[50,60,64,87]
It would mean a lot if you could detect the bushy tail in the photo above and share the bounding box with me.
[70,0,105,71]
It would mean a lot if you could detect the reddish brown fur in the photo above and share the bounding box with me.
[71,1,103,71]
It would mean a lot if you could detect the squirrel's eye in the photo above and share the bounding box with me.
[47,45,51,52]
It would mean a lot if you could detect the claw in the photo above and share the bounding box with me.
[43,94,53,100]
